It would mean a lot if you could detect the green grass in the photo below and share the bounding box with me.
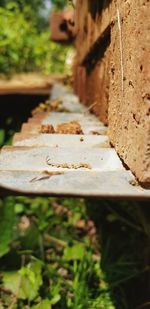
[0,197,116,308]
[0,197,149,309]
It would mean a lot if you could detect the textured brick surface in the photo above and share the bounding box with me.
[108,0,150,182]
[74,0,111,124]
[50,11,75,42]
[86,47,110,125]
[74,0,150,182]
[75,0,111,63]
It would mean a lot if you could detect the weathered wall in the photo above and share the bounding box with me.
[108,0,150,183]
[50,10,75,43]
[85,47,110,125]
[74,0,111,125]
[74,0,150,183]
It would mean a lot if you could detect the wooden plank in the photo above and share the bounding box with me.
[13,133,109,148]
[0,73,53,95]
[0,170,149,200]
[0,146,124,172]
[0,83,149,199]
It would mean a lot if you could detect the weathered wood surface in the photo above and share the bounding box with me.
[0,83,149,199]
[0,73,53,95]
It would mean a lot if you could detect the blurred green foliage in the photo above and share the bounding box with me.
[51,0,67,10]
[0,197,116,308]
[0,0,44,10]
[0,2,70,75]
[0,195,148,308]
[0,0,47,29]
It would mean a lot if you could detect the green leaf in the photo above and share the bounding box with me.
[3,260,43,301]
[21,223,40,250]
[14,203,24,214]
[49,281,61,305]
[31,299,51,309]
[50,294,61,305]
[0,199,16,257]
[63,243,85,261]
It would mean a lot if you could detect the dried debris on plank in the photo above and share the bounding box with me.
[46,157,91,169]
[30,170,64,182]
[55,121,83,134]
[40,121,83,135]
[32,99,69,115]
[40,124,55,134]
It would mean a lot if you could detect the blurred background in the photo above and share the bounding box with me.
[0,0,72,76]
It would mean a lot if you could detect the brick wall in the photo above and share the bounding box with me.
[74,0,150,183]
[108,0,150,183]
[74,0,111,125]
